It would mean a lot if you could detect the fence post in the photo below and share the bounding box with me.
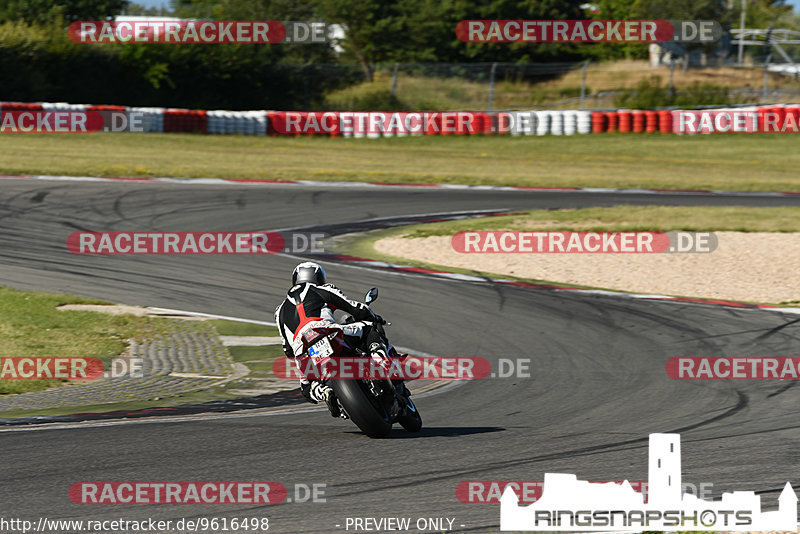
[763,26,773,103]
[391,63,399,98]
[580,59,590,109]
[488,62,498,112]
[737,0,746,66]
[669,57,676,98]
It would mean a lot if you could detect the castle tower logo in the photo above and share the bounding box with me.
[500,433,797,531]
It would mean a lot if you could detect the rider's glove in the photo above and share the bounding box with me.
[373,314,386,325]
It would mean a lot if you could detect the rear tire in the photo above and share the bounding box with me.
[331,380,392,438]
[398,397,422,432]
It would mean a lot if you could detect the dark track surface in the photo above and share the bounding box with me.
[1,178,799,532]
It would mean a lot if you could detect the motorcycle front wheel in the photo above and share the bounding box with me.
[397,396,422,432]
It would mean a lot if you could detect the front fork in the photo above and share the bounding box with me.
[363,344,410,418]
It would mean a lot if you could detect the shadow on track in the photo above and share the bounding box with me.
[345,426,505,438]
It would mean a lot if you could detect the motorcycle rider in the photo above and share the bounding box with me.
[275,261,394,417]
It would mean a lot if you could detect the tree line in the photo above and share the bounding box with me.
[0,0,793,109]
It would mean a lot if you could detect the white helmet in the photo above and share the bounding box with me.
[292,262,326,285]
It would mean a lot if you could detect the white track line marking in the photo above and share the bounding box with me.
[0,309,460,432]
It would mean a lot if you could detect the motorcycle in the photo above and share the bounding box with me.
[298,287,422,438]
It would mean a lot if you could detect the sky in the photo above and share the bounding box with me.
[132,0,169,9]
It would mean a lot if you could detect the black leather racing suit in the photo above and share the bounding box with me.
[274,282,383,403]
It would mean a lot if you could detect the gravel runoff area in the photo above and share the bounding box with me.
[375,232,800,305]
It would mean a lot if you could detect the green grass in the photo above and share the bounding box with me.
[3,132,800,191]
[227,345,285,377]
[400,206,800,237]
[0,310,288,415]
[0,287,155,395]
[0,371,288,419]
[208,319,278,337]
[0,292,289,414]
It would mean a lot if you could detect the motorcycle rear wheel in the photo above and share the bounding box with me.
[332,379,392,438]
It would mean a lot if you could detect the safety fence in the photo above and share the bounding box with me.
[2,101,798,136]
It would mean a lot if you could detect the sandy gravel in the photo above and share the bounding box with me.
[374,232,800,304]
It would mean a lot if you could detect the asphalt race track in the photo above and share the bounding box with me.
[1,177,799,533]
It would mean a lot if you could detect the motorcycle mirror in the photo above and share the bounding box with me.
[365,287,379,304]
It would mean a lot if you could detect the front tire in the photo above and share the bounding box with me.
[398,397,422,432]
[331,379,392,438]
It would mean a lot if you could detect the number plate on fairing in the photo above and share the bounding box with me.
[308,337,333,360]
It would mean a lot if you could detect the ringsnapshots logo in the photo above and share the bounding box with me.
[452,231,717,254]
[500,433,797,531]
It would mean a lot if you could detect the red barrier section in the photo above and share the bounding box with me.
[617,110,632,132]
[773,106,786,133]
[495,112,513,135]
[644,110,658,133]
[2,102,44,111]
[605,111,618,132]
[632,110,645,133]
[303,111,319,136]
[756,106,771,132]
[424,113,441,135]
[478,113,494,135]
[658,110,672,134]
[787,106,800,133]
[163,109,207,133]
[87,104,126,132]
[327,112,341,137]
[591,111,606,133]
[266,111,283,136]
[162,109,179,132]
[455,112,472,135]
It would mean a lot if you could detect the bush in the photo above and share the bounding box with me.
[325,88,409,111]
[614,75,732,109]
[0,21,350,109]
[614,76,671,108]
[674,82,733,107]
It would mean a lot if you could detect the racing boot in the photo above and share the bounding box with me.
[310,381,341,418]
[369,342,392,375]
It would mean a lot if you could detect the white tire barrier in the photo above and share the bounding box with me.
[550,111,564,136]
